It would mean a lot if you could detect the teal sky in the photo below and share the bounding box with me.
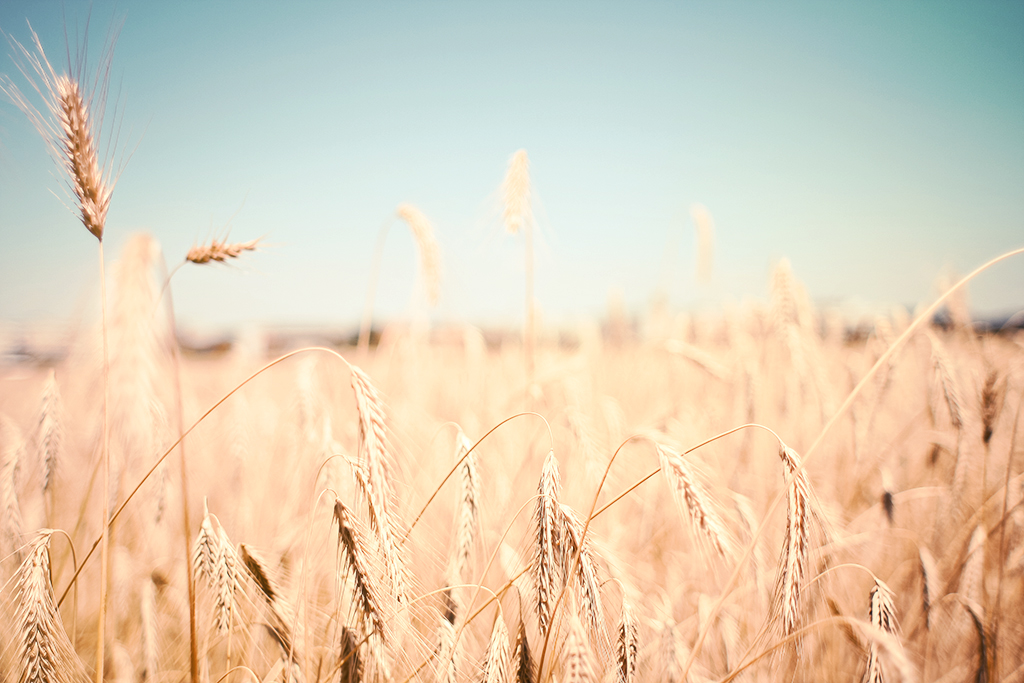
[1,1,1022,333]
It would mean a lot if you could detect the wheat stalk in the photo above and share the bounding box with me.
[500,149,536,398]
[436,617,458,683]
[395,203,441,306]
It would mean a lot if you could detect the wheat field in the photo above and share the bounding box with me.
[2,22,1024,683]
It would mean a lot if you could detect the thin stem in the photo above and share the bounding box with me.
[161,258,199,683]
[401,412,553,544]
[95,241,110,683]
[524,217,534,406]
[58,346,349,607]
[357,218,394,355]
[993,390,1023,680]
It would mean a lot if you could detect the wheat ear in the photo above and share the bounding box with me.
[482,612,512,683]
[450,429,480,586]
[926,330,964,431]
[534,450,562,638]
[186,237,260,264]
[333,499,387,641]
[338,626,364,683]
[36,369,63,498]
[513,619,535,683]
[918,546,940,629]
[0,416,26,562]
[657,443,737,561]
[773,445,813,638]
[15,529,87,683]
[616,600,638,683]
[193,500,218,585]
[349,365,407,603]
[562,617,595,683]
[863,579,899,683]
[239,543,300,663]
[558,503,604,640]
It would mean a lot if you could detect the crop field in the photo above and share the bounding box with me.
[1,229,1022,683]
[1,13,1023,683]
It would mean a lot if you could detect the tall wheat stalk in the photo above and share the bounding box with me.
[357,203,441,354]
[2,26,120,683]
[501,149,535,399]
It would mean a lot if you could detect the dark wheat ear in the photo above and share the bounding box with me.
[617,600,638,683]
[513,619,535,683]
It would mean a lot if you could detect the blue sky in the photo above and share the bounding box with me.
[1,1,1022,333]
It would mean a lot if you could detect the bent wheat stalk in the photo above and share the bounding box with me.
[357,203,441,354]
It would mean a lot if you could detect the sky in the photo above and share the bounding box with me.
[1,1,1022,334]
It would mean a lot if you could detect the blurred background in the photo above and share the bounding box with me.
[1,1,1022,352]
